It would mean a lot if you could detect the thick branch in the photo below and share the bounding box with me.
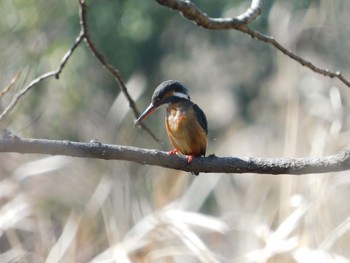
[156,0,261,29]
[1,131,349,175]
[155,0,350,88]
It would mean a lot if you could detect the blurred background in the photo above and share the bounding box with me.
[1,0,350,262]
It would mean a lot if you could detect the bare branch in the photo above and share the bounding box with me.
[243,29,350,87]
[1,130,349,175]
[55,30,85,79]
[0,72,54,121]
[0,33,84,121]
[155,0,350,88]
[78,0,160,142]
[155,0,259,29]
[237,0,262,24]
[0,1,159,142]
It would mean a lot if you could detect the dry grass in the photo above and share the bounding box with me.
[1,0,350,262]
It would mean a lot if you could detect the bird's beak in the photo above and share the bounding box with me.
[134,103,159,126]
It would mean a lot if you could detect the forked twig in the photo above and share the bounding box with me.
[0,1,159,142]
[0,33,84,121]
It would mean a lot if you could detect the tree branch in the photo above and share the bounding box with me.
[155,0,350,88]
[78,0,160,142]
[1,130,349,175]
[0,0,159,142]
[0,33,85,122]
[155,0,259,29]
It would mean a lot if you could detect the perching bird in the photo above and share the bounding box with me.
[135,80,208,167]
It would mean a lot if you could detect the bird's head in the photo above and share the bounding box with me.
[135,80,190,125]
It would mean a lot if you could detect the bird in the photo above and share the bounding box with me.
[134,80,208,169]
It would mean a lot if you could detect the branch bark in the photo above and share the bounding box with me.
[155,0,350,88]
[156,0,261,28]
[1,131,349,175]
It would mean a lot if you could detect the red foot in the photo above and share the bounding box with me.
[168,150,194,163]
[168,149,179,155]
[187,155,194,163]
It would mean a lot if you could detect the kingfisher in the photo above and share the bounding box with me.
[135,80,208,166]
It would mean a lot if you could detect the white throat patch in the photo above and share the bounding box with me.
[173,91,190,100]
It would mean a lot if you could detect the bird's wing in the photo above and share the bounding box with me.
[192,104,208,135]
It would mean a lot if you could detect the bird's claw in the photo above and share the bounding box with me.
[187,155,194,163]
[168,149,179,155]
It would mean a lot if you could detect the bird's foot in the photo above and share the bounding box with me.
[169,150,194,164]
[187,155,194,163]
[168,149,179,155]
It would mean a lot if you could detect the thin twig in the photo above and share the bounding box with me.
[0,72,21,99]
[0,1,159,142]
[0,71,53,121]
[243,28,350,87]
[237,0,262,24]
[155,0,350,88]
[78,0,160,142]
[1,131,349,175]
[55,30,85,79]
[0,33,85,121]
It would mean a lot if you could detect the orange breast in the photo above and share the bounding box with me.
[165,102,207,156]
